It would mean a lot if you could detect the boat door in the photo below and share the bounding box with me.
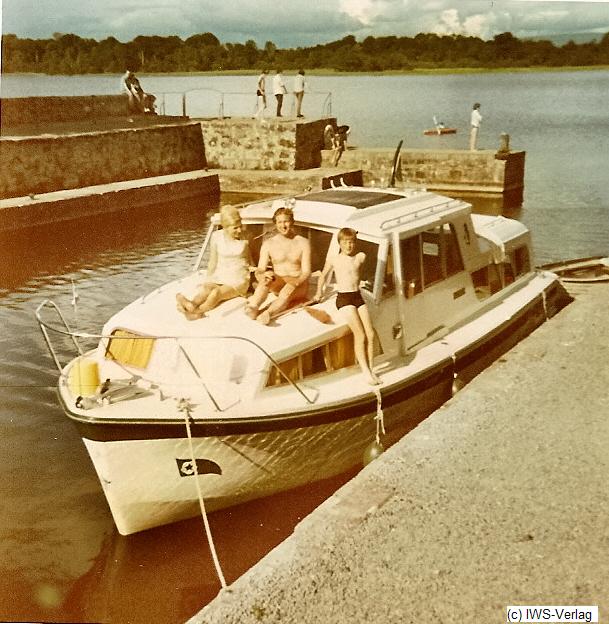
[361,238,402,359]
[391,224,466,351]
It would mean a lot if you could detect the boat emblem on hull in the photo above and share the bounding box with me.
[176,458,222,477]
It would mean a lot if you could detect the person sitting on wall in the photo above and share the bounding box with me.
[332,125,350,166]
[122,70,144,113]
[245,206,311,325]
[176,205,253,320]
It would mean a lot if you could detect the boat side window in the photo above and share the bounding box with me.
[266,333,356,387]
[400,235,423,296]
[309,228,333,274]
[512,245,530,277]
[443,223,465,277]
[422,228,443,286]
[382,246,395,295]
[503,261,515,286]
[400,223,464,295]
[357,239,379,292]
[472,264,503,299]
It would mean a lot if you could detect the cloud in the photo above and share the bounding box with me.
[428,8,498,39]
[338,0,392,26]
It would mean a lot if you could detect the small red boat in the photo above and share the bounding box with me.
[424,127,457,136]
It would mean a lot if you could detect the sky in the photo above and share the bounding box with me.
[2,0,609,46]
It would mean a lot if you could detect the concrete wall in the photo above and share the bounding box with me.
[0,122,207,199]
[322,147,525,196]
[0,95,130,126]
[198,117,335,171]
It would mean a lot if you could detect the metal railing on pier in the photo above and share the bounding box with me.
[155,88,332,119]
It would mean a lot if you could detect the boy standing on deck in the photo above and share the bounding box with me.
[315,228,381,385]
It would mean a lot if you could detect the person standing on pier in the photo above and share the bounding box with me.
[469,102,482,150]
[293,69,306,118]
[255,69,268,120]
[273,69,287,117]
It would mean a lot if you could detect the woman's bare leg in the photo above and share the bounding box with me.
[196,284,238,314]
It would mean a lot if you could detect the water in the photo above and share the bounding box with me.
[1,71,608,623]
[4,70,608,262]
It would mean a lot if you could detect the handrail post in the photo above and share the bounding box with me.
[182,92,187,117]
[220,94,224,119]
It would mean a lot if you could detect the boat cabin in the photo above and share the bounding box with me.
[96,187,533,407]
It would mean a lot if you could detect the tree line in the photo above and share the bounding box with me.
[3,30,609,75]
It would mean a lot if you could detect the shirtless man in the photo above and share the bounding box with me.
[245,207,311,325]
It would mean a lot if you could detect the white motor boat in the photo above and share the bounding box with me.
[37,186,571,535]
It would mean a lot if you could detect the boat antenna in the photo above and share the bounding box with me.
[389,139,404,188]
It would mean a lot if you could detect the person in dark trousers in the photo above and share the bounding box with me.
[273,69,287,117]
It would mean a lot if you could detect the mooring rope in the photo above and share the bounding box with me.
[541,288,549,320]
[178,399,227,589]
[373,387,385,444]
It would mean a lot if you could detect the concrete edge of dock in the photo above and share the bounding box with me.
[188,282,609,624]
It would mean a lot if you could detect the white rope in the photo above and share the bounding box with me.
[178,399,227,589]
[541,289,549,320]
[373,387,385,445]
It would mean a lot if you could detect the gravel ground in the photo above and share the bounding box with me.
[190,283,609,624]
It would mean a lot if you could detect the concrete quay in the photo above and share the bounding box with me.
[189,282,609,624]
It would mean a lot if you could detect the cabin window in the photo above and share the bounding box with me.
[422,228,443,286]
[400,235,423,296]
[472,263,503,300]
[444,223,465,277]
[399,223,464,295]
[512,245,530,277]
[503,262,515,286]
[357,239,380,293]
[382,246,395,295]
[309,229,333,273]
[266,333,356,387]
[105,329,155,369]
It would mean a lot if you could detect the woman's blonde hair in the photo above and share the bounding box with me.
[220,204,241,228]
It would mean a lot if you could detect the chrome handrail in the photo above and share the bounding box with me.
[155,87,332,120]
[35,300,317,409]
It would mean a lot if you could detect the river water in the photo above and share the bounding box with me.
[1,71,608,623]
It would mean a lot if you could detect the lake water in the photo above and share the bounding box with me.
[1,71,608,623]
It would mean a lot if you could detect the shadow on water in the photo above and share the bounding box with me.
[0,196,213,294]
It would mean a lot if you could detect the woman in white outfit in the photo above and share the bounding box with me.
[176,205,252,320]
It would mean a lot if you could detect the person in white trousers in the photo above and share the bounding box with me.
[469,102,482,151]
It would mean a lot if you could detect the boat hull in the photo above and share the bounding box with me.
[64,278,570,535]
[540,256,609,283]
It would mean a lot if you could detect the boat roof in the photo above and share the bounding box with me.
[239,187,472,239]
